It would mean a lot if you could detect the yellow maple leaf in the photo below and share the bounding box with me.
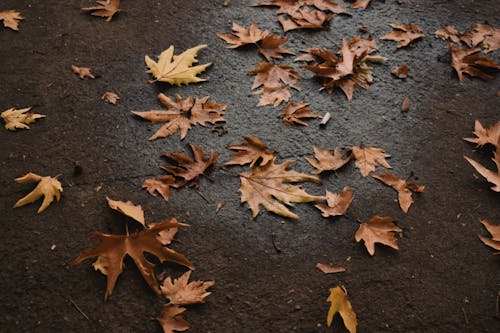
[13,173,63,213]
[0,10,24,31]
[145,44,212,86]
[1,107,45,131]
[327,286,357,333]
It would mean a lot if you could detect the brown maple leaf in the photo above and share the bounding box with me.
[372,173,424,213]
[1,107,45,131]
[161,270,214,305]
[327,286,357,333]
[225,136,274,167]
[106,197,145,226]
[259,33,296,61]
[143,175,177,201]
[248,62,302,106]
[461,24,500,53]
[306,146,352,174]
[132,93,226,140]
[161,144,218,187]
[71,65,95,79]
[282,102,321,126]
[102,91,120,104]
[449,43,500,80]
[435,25,461,44]
[464,120,500,148]
[155,304,190,333]
[13,173,63,213]
[316,263,345,274]
[464,151,500,192]
[82,0,121,22]
[0,10,24,30]
[391,64,409,78]
[479,220,500,252]
[355,215,402,256]
[350,145,391,176]
[381,23,424,48]
[72,218,193,299]
[239,158,324,219]
[315,186,353,217]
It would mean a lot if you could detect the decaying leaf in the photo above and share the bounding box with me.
[350,145,391,177]
[350,0,373,9]
[381,23,424,48]
[1,107,45,131]
[82,0,121,22]
[464,120,500,148]
[449,43,500,81]
[391,64,409,78]
[145,44,212,86]
[316,263,346,274]
[161,270,214,305]
[282,102,321,126]
[355,215,402,256]
[133,93,226,140]
[479,220,500,252]
[13,172,63,213]
[248,62,302,106]
[71,65,95,79]
[143,175,177,201]
[226,136,274,167]
[306,146,352,174]
[401,96,410,112]
[71,218,193,299]
[239,158,324,219]
[0,10,24,30]
[461,24,500,53]
[435,25,461,44]
[106,197,145,226]
[326,286,357,333]
[315,187,353,217]
[102,91,120,104]
[464,152,500,192]
[156,304,190,333]
[372,173,424,213]
[161,144,218,187]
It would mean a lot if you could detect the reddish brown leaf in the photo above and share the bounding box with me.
[307,146,352,174]
[391,64,409,78]
[106,197,145,226]
[372,173,424,213]
[479,220,500,252]
[315,187,354,217]
[71,65,95,79]
[82,0,121,22]
[282,102,321,126]
[461,24,500,53]
[156,304,190,333]
[217,22,268,48]
[143,175,177,201]
[355,215,402,256]
[464,120,500,148]
[464,151,500,192]
[161,270,214,305]
[350,145,391,176]
[259,33,295,61]
[401,96,410,112]
[435,25,461,43]
[449,43,500,81]
[316,263,346,274]
[226,136,274,167]
[381,23,424,48]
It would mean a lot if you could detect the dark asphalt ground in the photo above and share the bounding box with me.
[0,1,499,332]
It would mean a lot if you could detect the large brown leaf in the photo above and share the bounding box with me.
[71,219,193,300]
[381,23,424,48]
[350,145,391,176]
[461,24,500,53]
[372,173,424,213]
[13,173,62,213]
[282,102,321,126]
[315,186,353,217]
[161,270,214,305]
[449,43,500,81]
[464,151,500,192]
[82,0,121,22]
[355,215,402,256]
[464,120,500,148]
[155,304,190,333]
[479,220,500,252]
[226,136,274,167]
[307,146,352,174]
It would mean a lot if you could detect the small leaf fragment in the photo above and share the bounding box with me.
[143,175,177,201]
[355,215,402,256]
[156,304,190,333]
[315,187,353,217]
[161,270,214,305]
[106,197,145,226]
[326,286,357,333]
[13,173,62,213]
[316,263,346,274]
[401,96,410,112]
[391,64,409,78]
[82,0,121,22]
[479,219,500,252]
[1,107,45,131]
[102,92,120,104]
[72,65,95,79]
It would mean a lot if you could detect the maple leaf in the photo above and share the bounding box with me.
[217,22,268,48]
[391,64,409,78]
[259,34,296,61]
[13,173,62,213]
[239,158,324,219]
[381,23,424,48]
[461,24,500,53]
[145,44,212,86]
[372,173,424,213]
[316,263,346,274]
[0,10,24,30]
[326,286,357,333]
[449,43,500,80]
[464,120,500,148]
[464,151,500,192]
[132,93,225,140]
[306,146,352,174]
[161,144,218,187]
[315,186,353,217]
[248,62,302,106]
[156,304,190,333]
[143,175,177,201]
[82,0,121,22]
[225,136,274,167]
[355,215,402,256]
[161,270,214,305]
[1,107,45,131]
[435,25,461,44]
[282,102,321,126]
[350,0,373,9]
[106,197,145,226]
[71,65,95,79]
[102,91,120,104]
[71,218,193,299]
[350,145,391,176]
[479,220,500,252]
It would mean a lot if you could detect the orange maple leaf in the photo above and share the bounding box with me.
[161,270,214,305]
[449,43,500,80]
[307,146,352,174]
[381,23,424,48]
[225,136,275,167]
[355,215,402,256]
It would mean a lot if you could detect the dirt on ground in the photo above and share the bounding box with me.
[0,1,499,332]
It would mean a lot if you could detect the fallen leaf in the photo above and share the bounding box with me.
[315,187,353,217]
[72,65,95,79]
[351,0,373,9]
[102,91,120,104]
[355,215,402,256]
[391,64,409,78]
[161,270,214,305]
[282,102,321,126]
[106,197,145,226]
[215,202,225,214]
[372,172,424,213]
[132,93,225,140]
[82,0,121,22]
[434,25,461,43]
[461,24,500,53]
[401,96,410,112]
[155,304,190,333]
[239,158,324,219]
[464,120,500,148]
[259,33,296,61]
[326,286,357,333]
[13,173,63,213]
[306,146,352,174]
[381,23,424,48]
[464,151,500,192]
[1,107,45,131]
[479,220,500,252]
[350,145,391,176]
[316,263,346,274]
[143,175,177,201]
[0,10,24,30]
[71,218,193,299]
[449,43,500,81]
[225,136,274,167]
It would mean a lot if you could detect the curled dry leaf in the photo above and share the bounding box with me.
[71,218,193,300]
[282,102,321,126]
[449,43,500,81]
[225,136,274,167]
[315,186,353,217]
[350,145,391,177]
[326,286,357,333]
[13,173,62,213]
[355,215,402,256]
[381,23,424,48]
[464,120,500,148]
[71,65,95,79]
[391,64,409,78]
[0,10,24,30]
[401,96,410,112]
[1,107,45,131]
[161,270,214,305]
[435,25,461,44]
[156,304,190,333]
[372,172,424,213]
[102,91,120,104]
[464,152,500,192]
[479,220,500,252]
[106,197,145,226]
[82,0,121,22]
[316,263,346,274]
[143,175,177,201]
[461,24,500,53]
[307,146,352,174]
